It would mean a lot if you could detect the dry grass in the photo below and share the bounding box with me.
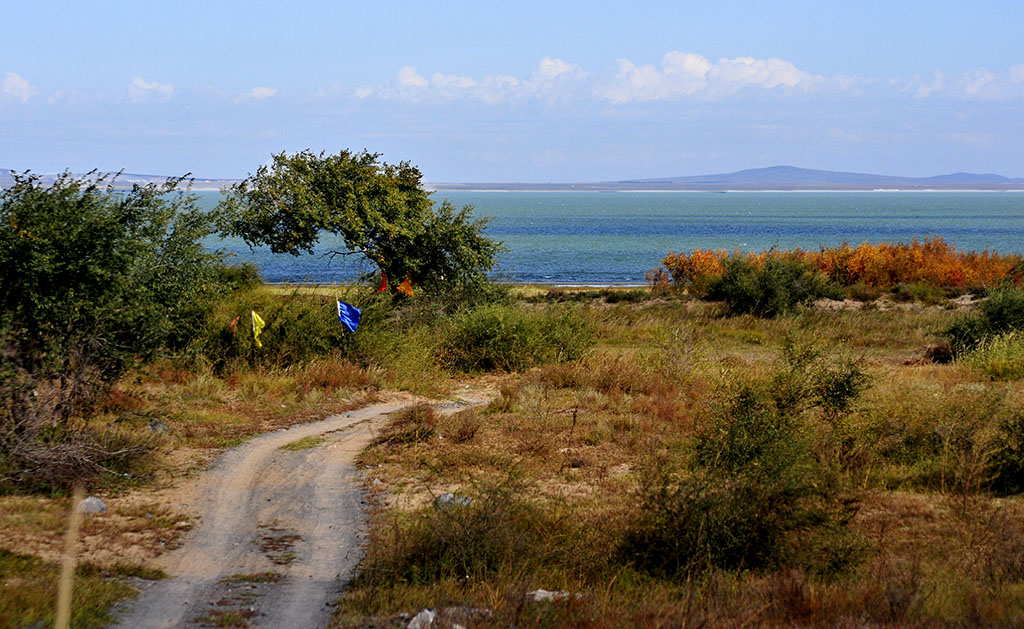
[336,295,1024,628]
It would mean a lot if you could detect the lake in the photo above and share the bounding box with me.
[197,190,1024,285]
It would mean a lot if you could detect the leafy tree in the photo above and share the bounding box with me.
[218,150,503,295]
[0,171,225,488]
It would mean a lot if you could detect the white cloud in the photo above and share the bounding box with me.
[2,72,37,102]
[374,58,586,104]
[901,67,1022,100]
[349,54,1024,107]
[240,86,278,100]
[397,66,429,88]
[596,52,710,104]
[597,52,820,104]
[127,76,173,104]
[958,68,996,97]
[533,57,585,82]
[430,72,476,89]
[709,56,812,90]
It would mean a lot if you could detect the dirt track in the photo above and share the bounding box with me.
[110,395,481,628]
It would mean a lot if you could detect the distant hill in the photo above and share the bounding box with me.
[0,170,238,191]
[5,165,1024,192]
[431,166,1024,191]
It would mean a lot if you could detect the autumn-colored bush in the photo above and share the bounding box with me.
[658,237,1022,297]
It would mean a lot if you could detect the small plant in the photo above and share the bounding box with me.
[374,404,437,446]
[355,476,556,585]
[960,332,1024,380]
[988,412,1024,495]
[946,284,1024,355]
[708,255,840,317]
[440,304,593,372]
[622,343,864,578]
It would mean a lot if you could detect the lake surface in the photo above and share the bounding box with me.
[197,190,1024,285]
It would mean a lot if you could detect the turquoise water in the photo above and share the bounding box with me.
[197,190,1024,284]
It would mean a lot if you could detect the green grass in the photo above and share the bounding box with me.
[0,549,136,628]
[278,435,326,451]
[962,332,1024,380]
[333,292,1024,628]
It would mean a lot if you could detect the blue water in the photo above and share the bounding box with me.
[196,190,1024,284]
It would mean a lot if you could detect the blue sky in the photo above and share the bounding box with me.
[2,1,1023,181]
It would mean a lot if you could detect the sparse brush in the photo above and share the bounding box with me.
[439,303,594,372]
[354,476,559,585]
[946,284,1024,355]
[374,404,438,446]
[960,332,1024,380]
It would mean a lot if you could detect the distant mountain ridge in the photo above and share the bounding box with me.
[4,165,1024,191]
[614,165,1024,187]
[0,170,237,191]
[433,165,1024,191]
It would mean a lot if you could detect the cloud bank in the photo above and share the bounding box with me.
[127,76,174,104]
[355,52,1024,106]
[2,72,37,102]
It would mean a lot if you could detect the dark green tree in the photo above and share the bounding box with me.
[0,171,225,488]
[218,150,503,295]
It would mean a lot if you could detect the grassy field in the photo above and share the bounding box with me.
[332,291,1024,627]
[3,284,1024,627]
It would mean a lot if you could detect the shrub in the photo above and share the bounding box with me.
[0,172,226,489]
[661,238,1022,297]
[622,344,865,577]
[623,389,858,577]
[989,412,1024,495]
[961,332,1024,380]
[189,287,400,373]
[355,477,558,585]
[947,284,1024,355]
[890,282,947,304]
[708,255,841,317]
[440,304,594,372]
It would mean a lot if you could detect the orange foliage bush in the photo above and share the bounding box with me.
[661,237,1022,294]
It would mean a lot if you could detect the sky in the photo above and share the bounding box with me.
[2,0,1024,182]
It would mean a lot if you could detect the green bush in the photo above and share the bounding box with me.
[961,332,1024,380]
[709,255,841,317]
[989,412,1024,495]
[355,477,558,585]
[890,281,947,304]
[189,287,394,372]
[622,345,865,578]
[947,284,1024,355]
[0,172,226,489]
[440,304,594,372]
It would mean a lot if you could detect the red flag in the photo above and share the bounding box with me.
[396,274,414,297]
[376,272,388,293]
[227,315,240,332]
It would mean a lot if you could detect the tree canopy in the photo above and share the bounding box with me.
[0,171,227,487]
[218,150,503,294]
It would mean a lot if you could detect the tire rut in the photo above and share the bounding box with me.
[109,396,480,628]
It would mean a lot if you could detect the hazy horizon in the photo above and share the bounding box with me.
[3,1,1023,182]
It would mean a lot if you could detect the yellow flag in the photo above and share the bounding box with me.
[251,310,265,348]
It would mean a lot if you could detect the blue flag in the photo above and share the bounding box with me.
[337,300,361,332]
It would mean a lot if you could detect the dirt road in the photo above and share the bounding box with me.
[110,395,479,628]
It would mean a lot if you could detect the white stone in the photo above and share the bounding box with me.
[408,608,435,628]
[78,496,107,514]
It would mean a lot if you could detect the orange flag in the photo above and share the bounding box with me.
[376,272,388,293]
[396,274,414,297]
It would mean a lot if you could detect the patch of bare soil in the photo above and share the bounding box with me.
[107,385,494,628]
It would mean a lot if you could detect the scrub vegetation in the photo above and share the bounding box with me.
[332,285,1024,627]
[4,163,1024,626]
